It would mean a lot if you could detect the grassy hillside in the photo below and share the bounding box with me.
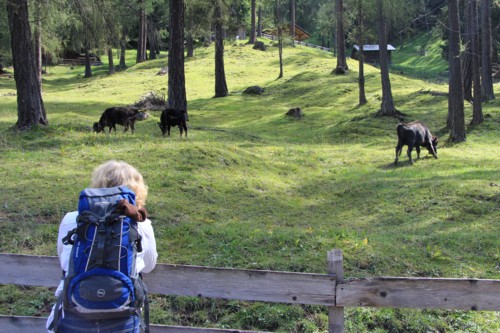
[391,32,448,81]
[0,39,499,332]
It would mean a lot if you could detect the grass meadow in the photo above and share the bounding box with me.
[0,38,499,332]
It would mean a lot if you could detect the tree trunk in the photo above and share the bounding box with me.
[290,0,296,42]
[143,13,148,60]
[462,1,473,102]
[214,0,228,97]
[186,34,194,58]
[168,0,187,111]
[136,0,147,63]
[471,0,483,125]
[248,0,256,44]
[377,0,398,116]
[257,6,262,37]
[276,0,283,79]
[120,29,127,68]
[148,24,158,60]
[480,0,495,100]
[448,0,466,142]
[357,1,367,106]
[84,48,92,78]
[108,48,115,75]
[334,0,348,73]
[7,0,48,129]
[34,4,42,89]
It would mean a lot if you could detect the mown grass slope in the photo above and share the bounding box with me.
[0,38,499,332]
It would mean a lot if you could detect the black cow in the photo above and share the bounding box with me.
[93,107,148,134]
[395,121,438,165]
[157,108,188,137]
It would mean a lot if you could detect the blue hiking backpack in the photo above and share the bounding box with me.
[53,186,149,332]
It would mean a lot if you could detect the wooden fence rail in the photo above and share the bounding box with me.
[0,251,499,333]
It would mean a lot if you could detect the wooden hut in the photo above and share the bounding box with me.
[289,24,311,41]
[263,24,311,41]
[351,44,396,64]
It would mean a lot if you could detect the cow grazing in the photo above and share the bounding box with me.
[395,121,438,165]
[157,108,188,137]
[93,107,148,134]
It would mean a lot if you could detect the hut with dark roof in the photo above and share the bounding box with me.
[351,44,396,64]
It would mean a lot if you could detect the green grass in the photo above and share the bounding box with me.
[391,32,449,81]
[0,39,499,332]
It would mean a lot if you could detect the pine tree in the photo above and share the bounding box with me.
[480,0,495,100]
[7,0,48,129]
[448,0,466,142]
[333,0,348,74]
[168,0,187,111]
[213,0,228,97]
[249,0,256,44]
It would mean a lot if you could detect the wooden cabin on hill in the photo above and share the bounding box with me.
[289,24,311,41]
[351,44,396,64]
[263,24,311,42]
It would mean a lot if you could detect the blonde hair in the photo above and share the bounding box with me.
[90,160,148,208]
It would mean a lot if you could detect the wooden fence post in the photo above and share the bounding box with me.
[327,249,344,333]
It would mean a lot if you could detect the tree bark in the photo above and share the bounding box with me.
[257,6,262,37]
[168,0,187,111]
[448,0,466,142]
[357,1,367,106]
[276,0,284,79]
[462,1,473,102]
[290,0,296,42]
[136,0,147,63]
[148,24,158,60]
[34,2,42,89]
[84,48,92,78]
[186,34,194,58]
[7,0,48,129]
[108,48,115,75]
[480,0,495,100]
[376,0,398,116]
[248,0,256,44]
[334,0,348,73]
[214,0,228,97]
[470,0,483,125]
[120,29,127,69]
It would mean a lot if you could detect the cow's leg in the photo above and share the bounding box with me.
[179,125,183,138]
[415,146,421,160]
[167,125,171,136]
[407,144,414,164]
[183,122,188,137]
[395,142,402,165]
[130,122,135,134]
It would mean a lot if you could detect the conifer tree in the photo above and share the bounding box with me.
[448,0,466,142]
[168,0,187,111]
[7,0,48,129]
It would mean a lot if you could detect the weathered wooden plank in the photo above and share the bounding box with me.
[144,263,337,305]
[0,316,268,333]
[0,254,337,306]
[327,250,344,333]
[337,277,500,311]
[0,254,61,287]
